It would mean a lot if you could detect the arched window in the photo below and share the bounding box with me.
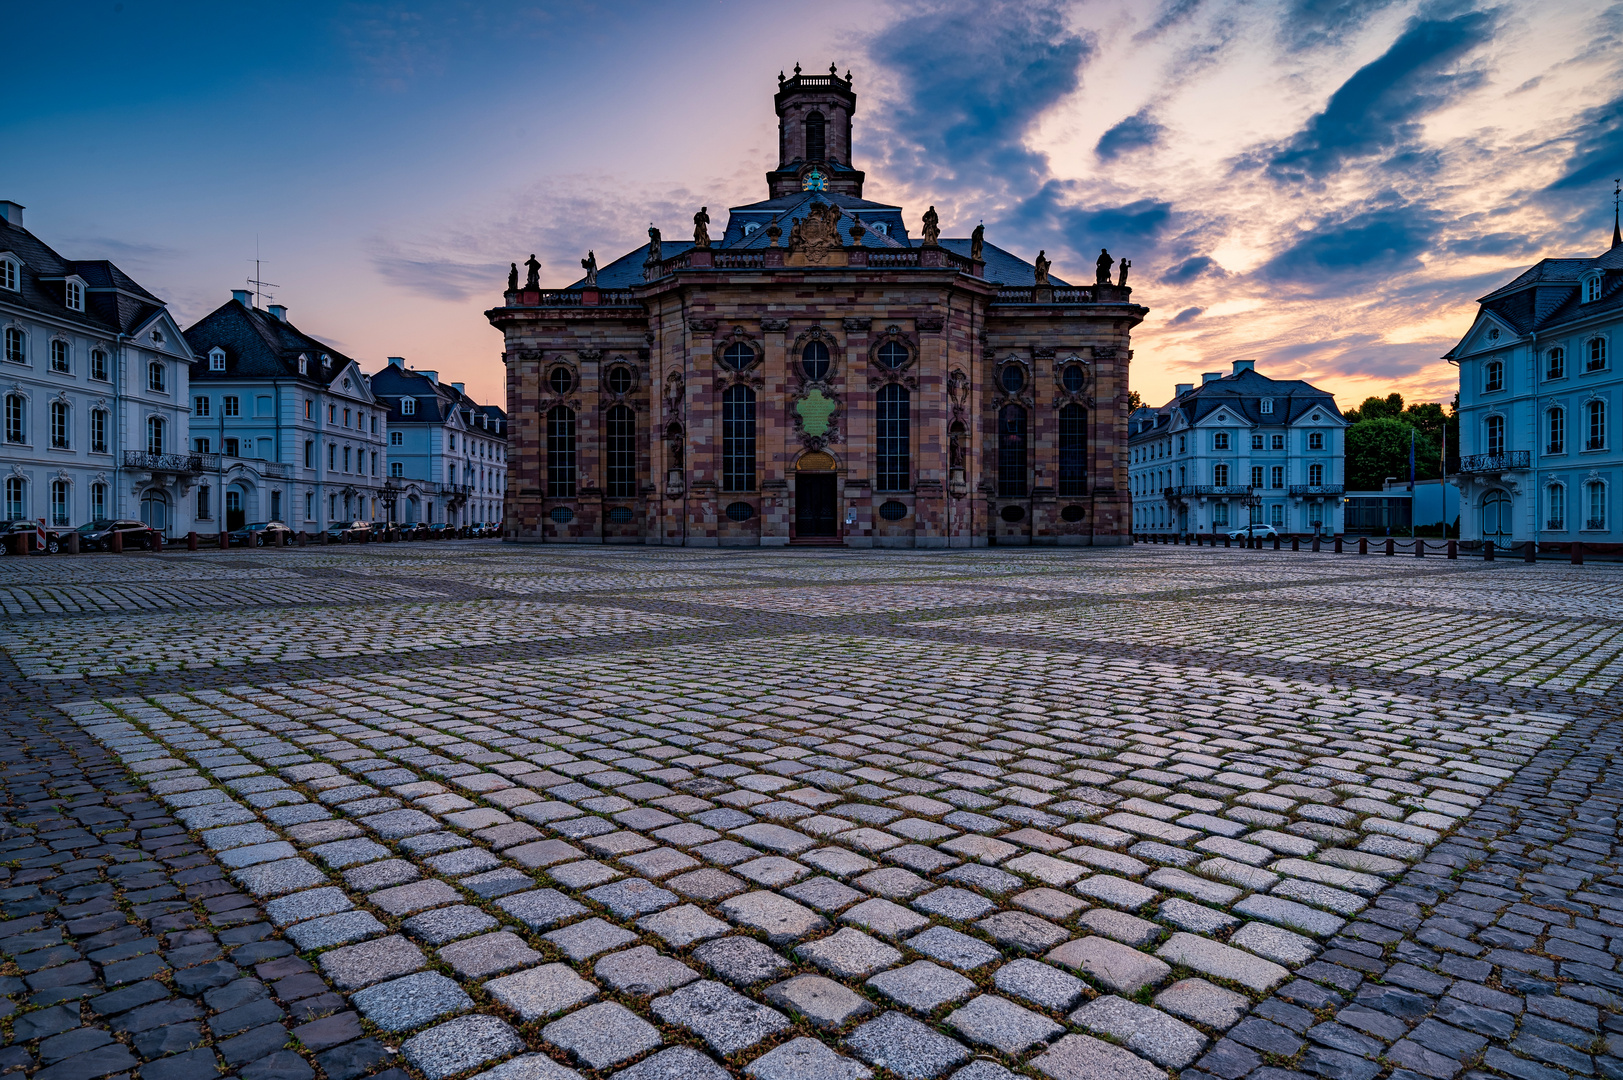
[606,404,636,498]
[1213,463,1229,486]
[1486,415,1505,456]
[50,480,69,526]
[1484,360,1503,392]
[146,416,164,455]
[3,477,22,518]
[5,326,24,364]
[876,385,910,491]
[1309,462,1324,486]
[401,397,416,416]
[65,280,82,311]
[877,341,908,369]
[801,341,830,381]
[1547,484,1566,530]
[1548,347,1565,380]
[547,406,576,497]
[1548,408,1565,454]
[1586,276,1603,303]
[997,404,1027,497]
[1588,399,1607,450]
[722,385,756,491]
[209,347,225,372]
[50,401,68,448]
[148,360,165,391]
[298,355,308,374]
[1588,480,1607,531]
[4,393,22,443]
[1058,403,1087,495]
[805,110,825,162]
[721,343,755,371]
[1589,337,1608,372]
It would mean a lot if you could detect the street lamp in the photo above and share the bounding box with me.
[381,478,400,526]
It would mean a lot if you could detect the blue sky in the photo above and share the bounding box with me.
[7,0,1621,408]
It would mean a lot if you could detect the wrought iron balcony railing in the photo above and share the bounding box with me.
[1289,484,1346,496]
[123,451,219,473]
[1457,451,1530,473]
[1162,485,1257,499]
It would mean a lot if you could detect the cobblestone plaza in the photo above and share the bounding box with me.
[1,545,1621,1080]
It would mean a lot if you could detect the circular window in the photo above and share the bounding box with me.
[607,506,634,523]
[1000,505,1026,522]
[1061,505,1085,522]
[725,501,755,521]
[1000,366,1025,393]
[722,343,755,371]
[879,500,908,521]
[1062,364,1086,393]
[877,342,909,369]
[607,366,634,394]
[548,367,574,394]
[802,341,831,380]
[549,506,574,523]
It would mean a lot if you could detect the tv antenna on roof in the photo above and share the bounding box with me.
[247,235,279,309]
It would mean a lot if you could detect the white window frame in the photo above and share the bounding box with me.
[1547,482,1566,531]
[390,430,403,446]
[65,279,83,312]
[0,257,17,292]
[209,347,226,372]
[90,348,108,381]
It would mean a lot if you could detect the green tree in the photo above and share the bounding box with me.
[1346,416,1440,490]
[1126,390,1143,412]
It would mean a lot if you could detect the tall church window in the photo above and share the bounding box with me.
[805,111,825,162]
[547,406,576,497]
[1058,404,1087,495]
[876,385,910,491]
[801,341,830,381]
[722,385,756,491]
[997,405,1027,497]
[606,404,636,498]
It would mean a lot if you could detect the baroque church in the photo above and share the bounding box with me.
[488,66,1146,546]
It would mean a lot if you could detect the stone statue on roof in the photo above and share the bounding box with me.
[524,254,541,290]
[581,251,598,287]
[1096,248,1114,285]
[1034,250,1050,286]
[970,224,984,262]
[1118,258,1131,287]
[693,207,711,249]
[646,225,662,265]
[921,206,941,247]
[507,263,518,291]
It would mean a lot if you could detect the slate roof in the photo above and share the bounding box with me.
[1449,239,1623,351]
[371,363,507,438]
[183,299,359,386]
[1130,369,1341,442]
[0,216,167,336]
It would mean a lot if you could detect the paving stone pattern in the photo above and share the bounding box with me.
[1,542,1621,1080]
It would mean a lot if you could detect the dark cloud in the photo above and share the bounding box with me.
[1445,232,1534,258]
[1545,92,1623,195]
[1264,9,1496,182]
[1274,0,1406,52]
[1162,255,1224,284]
[1169,306,1204,325]
[864,0,1092,193]
[1135,0,1204,40]
[1096,111,1166,160]
[1258,204,1439,290]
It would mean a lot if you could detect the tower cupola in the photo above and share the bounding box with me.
[767,63,864,199]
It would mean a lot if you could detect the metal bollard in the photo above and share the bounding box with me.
[1334,536,1343,553]
[1311,537,1320,553]
[1359,537,1368,555]
[1485,540,1495,561]
[1415,538,1424,557]
[110,530,122,554]
[1224,535,1231,548]
[298,531,307,547]
[152,532,163,552]
[1272,536,1280,550]
[1292,537,1300,552]
[1573,542,1584,565]
[1447,540,1457,559]
[187,531,198,551]
[1524,539,1536,563]
[64,531,79,555]
[1385,539,1394,556]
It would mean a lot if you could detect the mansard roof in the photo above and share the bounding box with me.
[1447,241,1623,354]
[184,299,360,387]
[1132,369,1340,441]
[0,216,167,336]
[371,363,507,438]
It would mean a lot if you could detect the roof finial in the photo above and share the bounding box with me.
[830,61,838,76]
[1613,177,1621,249]
[793,61,801,76]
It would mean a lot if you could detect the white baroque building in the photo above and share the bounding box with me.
[1129,360,1346,536]
[369,358,507,529]
[0,201,200,534]
[1446,226,1623,546]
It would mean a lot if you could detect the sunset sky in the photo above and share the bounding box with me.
[9,0,1622,412]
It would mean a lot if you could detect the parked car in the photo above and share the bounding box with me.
[0,519,68,554]
[399,522,428,540]
[368,522,390,540]
[229,521,293,547]
[77,519,157,551]
[1226,524,1280,540]
[429,521,451,538]
[324,520,371,543]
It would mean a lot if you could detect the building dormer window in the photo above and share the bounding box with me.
[298,354,309,375]
[1585,274,1603,303]
[321,354,331,368]
[742,222,759,237]
[871,222,888,236]
[65,280,83,311]
[1260,397,1273,414]
[209,347,225,372]
[0,257,16,292]
[1485,359,1504,391]
[402,397,416,416]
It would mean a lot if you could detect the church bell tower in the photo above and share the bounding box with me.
[766,64,865,199]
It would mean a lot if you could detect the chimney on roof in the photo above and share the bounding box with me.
[231,289,252,307]
[451,382,465,394]
[1232,359,1256,374]
[0,201,23,226]
[1202,372,1223,383]
[1175,383,1193,397]
[267,304,287,322]
[420,370,438,384]
[387,357,405,368]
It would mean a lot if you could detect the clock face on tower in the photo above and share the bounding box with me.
[802,170,827,192]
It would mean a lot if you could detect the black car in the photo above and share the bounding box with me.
[229,521,293,547]
[0,519,66,554]
[324,520,370,543]
[77,519,157,552]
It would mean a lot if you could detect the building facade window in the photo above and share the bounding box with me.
[50,480,68,526]
[224,396,239,417]
[1588,399,1606,450]
[390,461,404,478]
[5,327,24,364]
[50,340,69,373]
[390,430,402,446]
[209,348,225,372]
[1058,403,1087,496]
[50,401,68,448]
[997,405,1027,497]
[194,395,209,417]
[196,485,211,521]
[876,385,911,491]
[1271,433,1285,450]
[401,397,416,415]
[805,110,825,161]
[0,258,16,291]
[1260,398,1274,414]
[801,342,830,381]
[4,393,23,443]
[1270,466,1284,488]
[65,281,82,311]
[1213,431,1229,450]
[721,343,755,371]
[146,417,164,455]
[1309,462,1325,485]
[605,404,637,498]
[1270,504,1285,527]
[91,483,106,520]
[1251,465,1264,487]
[722,386,757,491]
[547,406,577,497]
[1309,431,1325,450]
[1548,347,1566,379]
[1588,480,1607,530]
[4,477,22,518]
[1213,463,1229,486]
[1485,360,1504,391]
[1547,483,1565,530]
[1487,415,1505,455]
[1548,408,1565,453]
[91,409,107,453]
[148,361,165,391]
[1251,434,1264,450]
[1586,276,1603,303]
[1590,337,1608,372]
